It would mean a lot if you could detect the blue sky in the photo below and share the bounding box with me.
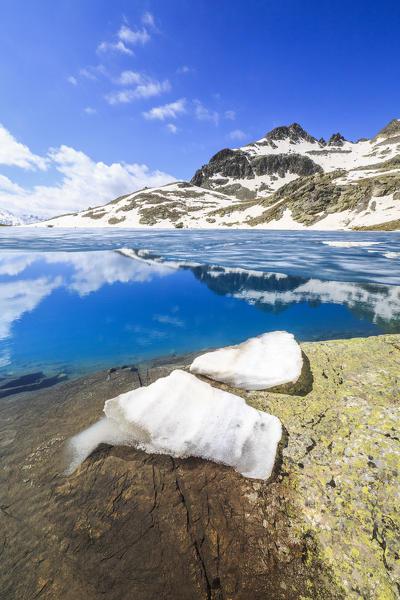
[0,0,399,216]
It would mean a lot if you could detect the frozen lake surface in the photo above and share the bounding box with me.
[0,228,399,379]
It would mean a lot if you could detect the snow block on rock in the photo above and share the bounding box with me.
[190,331,303,390]
[65,369,282,480]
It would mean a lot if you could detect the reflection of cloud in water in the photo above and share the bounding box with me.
[0,252,173,365]
[0,277,63,340]
[0,254,37,277]
[0,277,62,366]
[44,251,172,296]
[153,314,185,327]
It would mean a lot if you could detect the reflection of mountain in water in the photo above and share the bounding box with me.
[123,249,400,333]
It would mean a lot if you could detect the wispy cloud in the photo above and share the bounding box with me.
[67,75,77,85]
[166,123,178,134]
[97,40,134,56]
[229,129,247,141]
[84,107,97,115]
[0,124,48,171]
[143,99,186,120]
[118,24,150,46]
[142,12,155,28]
[98,20,152,56]
[79,65,107,81]
[225,110,236,120]
[194,100,219,126]
[115,70,142,85]
[107,79,171,104]
[177,65,193,74]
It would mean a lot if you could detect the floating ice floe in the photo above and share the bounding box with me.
[320,241,382,248]
[190,331,303,390]
[65,369,282,480]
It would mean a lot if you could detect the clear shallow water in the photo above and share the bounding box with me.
[0,228,399,379]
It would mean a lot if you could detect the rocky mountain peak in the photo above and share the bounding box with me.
[264,122,317,145]
[327,133,346,147]
[373,118,400,141]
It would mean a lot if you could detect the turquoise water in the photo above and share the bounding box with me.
[0,228,399,379]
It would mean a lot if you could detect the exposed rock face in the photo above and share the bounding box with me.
[191,148,254,187]
[373,118,400,140]
[263,122,318,145]
[251,153,322,177]
[327,133,346,146]
[191,150,322,190]
[1,335,399,599]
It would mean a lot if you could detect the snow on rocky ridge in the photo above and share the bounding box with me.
[34,119,400,230]
[0,209,41,226]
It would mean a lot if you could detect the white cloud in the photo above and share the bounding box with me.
[79,68,97,81]
[143,98,186,120]
[0,174,24,193]
[0,125,176,218]
[177,65,193,74]
[116,70,142,85]
[79,65,107,81]
[194,100,219,126]
[98,20,152,57]
[97,40,134,56]
[229,129,247,141]
[166,123,178,134]
[84,107,97,115]
[68,75,78,85]
[0,124,47,171]
[107,79,170,104]
[225,110,236,120]
[142,12,155,28]
[118,24,150,46]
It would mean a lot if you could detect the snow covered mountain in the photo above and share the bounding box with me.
[0,209,41,226]
[35,119,400,230]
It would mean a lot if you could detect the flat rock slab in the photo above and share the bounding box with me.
[1,335,399,599]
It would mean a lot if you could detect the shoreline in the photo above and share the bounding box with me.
[0,327,395,401]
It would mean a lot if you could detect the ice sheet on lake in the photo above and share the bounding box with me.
[190,331,303,390]
[65,369,282,480]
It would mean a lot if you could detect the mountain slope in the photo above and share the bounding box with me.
[35,119,400,230]
[38,182,256,229]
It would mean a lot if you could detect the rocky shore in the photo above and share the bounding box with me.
[1,335,399,599]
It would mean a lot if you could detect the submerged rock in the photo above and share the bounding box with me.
[0,370,67,399]
[66,369,282,480]
[190,331,303,390]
